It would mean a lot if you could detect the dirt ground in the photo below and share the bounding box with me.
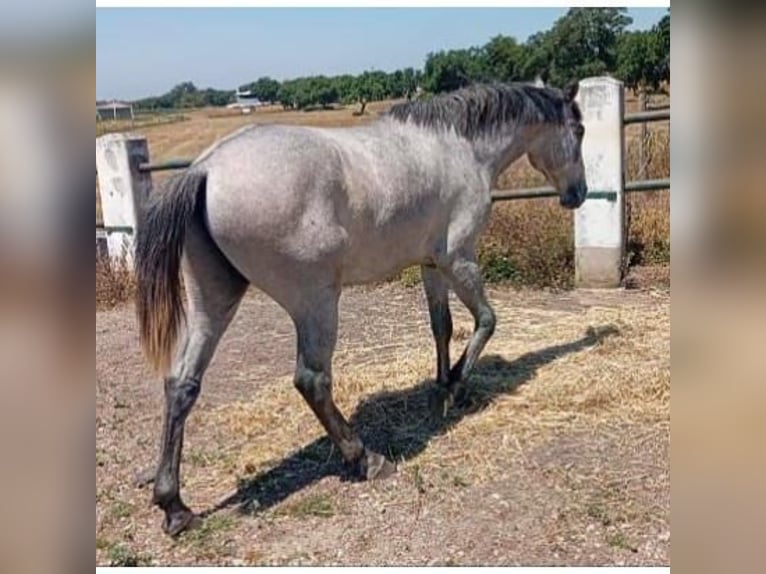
[96,280,670,566]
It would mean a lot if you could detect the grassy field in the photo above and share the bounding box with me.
[96,93,669,295]
[96,111,189,138]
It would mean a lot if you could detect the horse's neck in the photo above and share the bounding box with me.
[473,123,542,183]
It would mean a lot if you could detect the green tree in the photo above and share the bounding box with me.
[616,11,670,93]
[201,88,235,107]
[653,12,670,87]
[531,8,633,87]
[616,31,655,92]
[277,80,298,109]
[423,48,486,94]
[482,35,527,82]
[351,71,387,114]
[519,31,550,82]
[240,76,281,102]
[311,76,339,108]
[133,81,233,110]
[287,76,339,110]
[333,74,357,104]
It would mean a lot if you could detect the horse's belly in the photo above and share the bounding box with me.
[339,228,435,285]
[340,257,411,285]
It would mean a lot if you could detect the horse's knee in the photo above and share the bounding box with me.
[293,366,331,403]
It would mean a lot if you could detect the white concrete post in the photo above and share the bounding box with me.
[575,77,626,288]
[95,133,153,262]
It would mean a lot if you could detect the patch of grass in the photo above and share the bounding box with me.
[410,464,427,494]
[96,536,111,551]
[180,514,236,547]
[109,499,135,520]
[398,266,422,287]
[607,531,638,553]
[185,448,215,468]
[452,474,470,488]
[280,493,336,518]
[106,543,153,567]
[478,251,520,284]
[586,503,612,526]
[478,193,575,290]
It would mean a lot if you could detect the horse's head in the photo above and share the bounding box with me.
[527,81,587,209]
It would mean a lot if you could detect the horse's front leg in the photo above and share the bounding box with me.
[433,251,496,415]
[421,265,453,386]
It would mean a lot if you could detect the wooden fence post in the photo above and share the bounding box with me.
[95,133,153,263]
[575,76,626,288]
[638,90,647,176]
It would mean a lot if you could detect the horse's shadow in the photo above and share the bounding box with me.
[202,324,618,518]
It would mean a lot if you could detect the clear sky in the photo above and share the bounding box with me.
[97,7,667,101]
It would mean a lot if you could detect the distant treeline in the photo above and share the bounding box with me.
[132,8,669,113]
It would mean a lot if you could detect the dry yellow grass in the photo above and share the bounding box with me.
[139,101,390,168]
[192,293,669,495]
[97,283,669,566]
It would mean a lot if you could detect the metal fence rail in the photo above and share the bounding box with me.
[623,109,670,125]
[139,159,192,172]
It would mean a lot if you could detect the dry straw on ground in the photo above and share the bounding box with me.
[194,296,669,497]
[97,282,669,566]
[96,255,135,310]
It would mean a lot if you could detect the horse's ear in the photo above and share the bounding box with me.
[564,81,579,102]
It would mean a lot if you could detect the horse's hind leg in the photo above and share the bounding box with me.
[434,250,496,413]
[422,265,452,386]
[290,284,395,480]
[150,222,248,536]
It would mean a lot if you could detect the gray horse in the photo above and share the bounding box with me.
[135,81,587,536]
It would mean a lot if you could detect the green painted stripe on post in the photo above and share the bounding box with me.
[586,191,618,201]
[99,225,134,234]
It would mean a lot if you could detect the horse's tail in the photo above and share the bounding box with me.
[135,169,207,376]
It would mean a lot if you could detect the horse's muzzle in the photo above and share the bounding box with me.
[560,183,587,209]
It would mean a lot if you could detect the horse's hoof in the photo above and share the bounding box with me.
[362,451,397,481]
[134,468,156,489]
[162,508,201,538]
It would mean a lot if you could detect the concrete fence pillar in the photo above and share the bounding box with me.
[575,76,626,288]
[95,133,153,262]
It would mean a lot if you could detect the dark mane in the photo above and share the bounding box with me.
[387,83,570,139]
